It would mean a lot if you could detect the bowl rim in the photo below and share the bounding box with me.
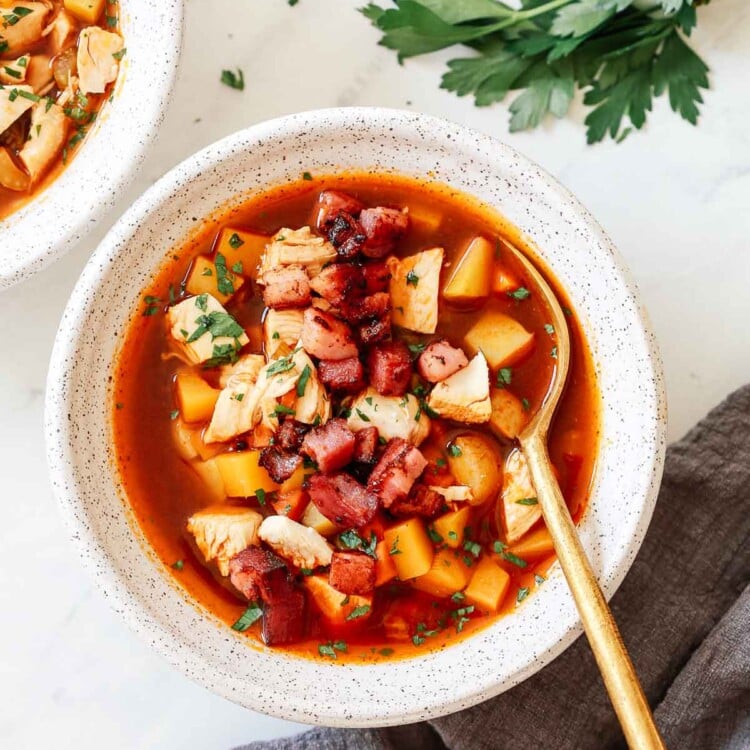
[0,0,184,290]
[45,106,667,726]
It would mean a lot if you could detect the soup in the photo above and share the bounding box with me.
[112,173,599,662]
[0,0,124,219]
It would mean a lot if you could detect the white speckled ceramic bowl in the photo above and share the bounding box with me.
[45,108,666,726]
[0,0,183,290]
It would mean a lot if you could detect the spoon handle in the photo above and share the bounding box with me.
[521,432,665,750]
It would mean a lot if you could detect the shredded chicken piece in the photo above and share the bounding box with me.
[426,352,491,424]
[18,100,67,183]
[258,515,333,570]
[347,388,430,446]
[259,227,337,279]
[76,26,123,94]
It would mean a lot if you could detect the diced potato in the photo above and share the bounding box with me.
[187,506,262,576]
[375,539,398,586]
[491,265,521,295]
[214,228,270,278]
[383,519,434,580]
[499,449,541,542]
[303,575,373,626]
[464,556,511,613]
[464,310,535,369]
[489,388,528,440]
[412,549,472,598]
[214,450,278,498]
[167,294,249,365]
[347,388,430,445]
[175,371,221,423]
[433,506,471,549]
[301,502,339,537]
[388,247,444,334]
[64,0,105,24]
[427,352,491,424]
[443,236,494,304]
[185,255,245,305]
[190,458,226,502]
[447,433,503,506]
[508,526,554,560]
[280,464,306,494]
[0,147,30,192]
[407,203,442,233]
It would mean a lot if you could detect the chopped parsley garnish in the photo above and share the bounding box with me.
[232,603,263,631]
[220,68,245,90]
[338,529,377,558]
[186,310,244,343]
[214,252,235,296]
[201,267,213,276]
[171,559,184,571]
[544,323,555,335]
[389,535,402,556]
[2,7,33,25]
[516,497,538,506]
[169,409,179,420]
[266,351,297,375]
[405,270,420,287]
[203,343,240,367]
[450,591,465,602]
[495,367,512,388]
[355,408,371,422]
[228,232,244,248]
[318,640,347,659]
[551,346,558,360]
[115,402,124,410]
[507,287,530,301]
[521,398,531,411]
[300,568,314,576]
[232,392,244,402]
[254,489,267,506]
[3,65,20,78]
[517,587,530,604]
[435,458,446,468]
[302,171,313,180]
[447,530,457,541]
[463,540,481,558]
[408,342,426,355]
[296,364,311,397]
[535,574,546,586]
[378,647,394,657]
[448,443,462,457]
[272,404,296,417]
[427,527,443,544]
[112,47,127,61]
[231,261,243,274]
[105,14,118,28]
[142,294,161,316]
[195,293,208,311]
[346,604,371,621]
[272,331,280,340]
[451,605,475,633]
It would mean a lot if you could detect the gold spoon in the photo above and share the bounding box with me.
[504,241,665,749]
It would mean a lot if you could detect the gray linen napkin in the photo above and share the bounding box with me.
[238,385,750,750]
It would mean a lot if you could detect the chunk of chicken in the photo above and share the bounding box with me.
[76,26,123,94]
[218,353,265,389]
[0,85,35,134]
[258,515,333,570]
[388,247,444,334]
[259,226,337,279]
[205,345,329,443]
[187,506,263,576]
[0,56,29,84]
[500,449,541,543]
[25,54,54,95]
[47,8,77,54]
[263,308,303,360]
[347,387,430,446]
[427,352,491,424]
[166,294,249,365]
[429,485,473,503]
[0,2,49,56]
[18,100,67,183]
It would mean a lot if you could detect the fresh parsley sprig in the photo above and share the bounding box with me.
[361,0,711,143]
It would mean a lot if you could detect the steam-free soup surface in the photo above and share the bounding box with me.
[112,173,599,662]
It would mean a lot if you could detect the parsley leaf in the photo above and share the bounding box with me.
[231,602,263,631]
[221,68,245,90]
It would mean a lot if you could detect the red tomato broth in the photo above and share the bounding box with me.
[111,172,600,663]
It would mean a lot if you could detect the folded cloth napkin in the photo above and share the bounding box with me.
[239,385,750,750]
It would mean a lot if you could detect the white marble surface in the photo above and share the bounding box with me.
[1,1,748,747]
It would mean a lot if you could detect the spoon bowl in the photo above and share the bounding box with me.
[503,240,665,749]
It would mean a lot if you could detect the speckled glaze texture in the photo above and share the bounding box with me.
[45,108,667,726]
[0,0,183,290]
